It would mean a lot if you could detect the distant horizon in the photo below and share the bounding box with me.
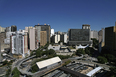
[0,0,116,32]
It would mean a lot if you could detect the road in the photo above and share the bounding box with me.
[73,59,110,71]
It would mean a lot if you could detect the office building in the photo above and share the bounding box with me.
[52,34,60,43]
[40,31,47,46]
[29,28,36,50]
[51,29,54,37]
[0,32,10,52]
[68,25,92,45]
[105,23,116,55]
[11,25,17,32]
[10,31,28,58]
[98,28,105,53]
[60,33,67,43]
[91,30,98,40]
[35,24,51,46]
[0,26,5,33]
[6,25,17,32]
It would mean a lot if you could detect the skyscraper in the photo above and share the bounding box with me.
[40,31,47,46]
[10,32,26,58]
[105,23,116,55]
[29,28,36,50]
[35,24,51,46]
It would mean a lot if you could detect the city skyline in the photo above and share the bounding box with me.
[0,0,116,32]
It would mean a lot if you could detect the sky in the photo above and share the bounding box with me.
[0,0,116,32]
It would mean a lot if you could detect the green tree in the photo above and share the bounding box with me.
[104,54,116,63]
[31,64,38,73]
[109,66,116,77]
[76,49,85,55]
[85,47,90,55]
[3,60,8,65]
[12,67,20,77]
[97,56,107,64]
[91,38,98,48]
[48,49,56,55]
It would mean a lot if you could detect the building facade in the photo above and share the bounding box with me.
[91,30,98,40]
[51,29,54,37]
[105,24,116,55]
[60,33,67,43]
[98,28,105,53]
[68,25,92,45]
[0,26,5,33]
[6,25,17,32]
[0,32,10,52]
[40,31,47,46]
[35,24,51,46]
[29,28,36,50]
[10,31,28,58]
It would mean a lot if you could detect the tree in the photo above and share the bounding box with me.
[85,47,90,55]
[76,49,85,56]
[109,66,116,77]
[91,38,99,48]
[104,54,116,63]
[31,64,38,73]
[48,49,56,55]
[97,56,107,64]
[3,60,8,65]
[12,67,20,77]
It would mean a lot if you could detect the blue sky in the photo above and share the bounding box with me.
[0,0,116,32]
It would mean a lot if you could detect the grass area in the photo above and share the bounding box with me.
[63,60,71,66]
[68,46,75,49]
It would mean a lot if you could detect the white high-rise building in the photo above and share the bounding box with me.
[29,28,36,50]
[11,31,28,58]
[51,29,54,37]
[91,30,98,40]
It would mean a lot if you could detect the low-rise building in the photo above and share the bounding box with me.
[36,57,62,70]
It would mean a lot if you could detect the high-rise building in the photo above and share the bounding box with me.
[0,26,5,33]
[10,31,28,58]
[105,23,116,55]
[60,33,67,43]
[40,31,47,46]
[11,25,17,32]
[24,32,28,54]
[35,24,51,46]
[51,29,54,37]
[91,30,98,40]
[52,34,60,43]
[0,32,10,52]
[68,24,92,45]
[6,25,17,32]
[29,28,36,50]
[98,28,105,53]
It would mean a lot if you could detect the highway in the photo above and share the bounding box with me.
[73,59,110,71]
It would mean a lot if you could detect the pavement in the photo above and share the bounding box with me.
[74,59,110,71]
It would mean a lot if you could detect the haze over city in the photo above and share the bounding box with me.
[0,0,116,31]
